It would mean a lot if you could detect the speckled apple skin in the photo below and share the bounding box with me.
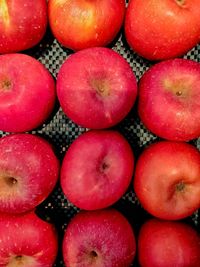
[48,0,125,51]
[134,141,200,220]
[63,209,136,267]
[0,53,56,133]
[0,133,59,213]
[125,0,200,60]
[0,211,58,266]
[61,130,134,210]
[57,47,137,129]
[138,59,200,141]
[0,0,47,54]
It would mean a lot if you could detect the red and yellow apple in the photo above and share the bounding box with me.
[134,141,200,220]
[48,0,125,51]
[0,0,47,54]
[125,0,200,60]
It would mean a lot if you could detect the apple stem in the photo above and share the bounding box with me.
[176,181,185,192]
[102,162,109,170]
[89,78,110,97]
[1,79,12,90]
[5,176,18,186]
[176,91,182,96]
[90,250,98,258]
[15,255,23,263]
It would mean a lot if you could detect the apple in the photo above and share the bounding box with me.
[57,47,137,129]
[0,0,47,54]
[0,211,58,266]
[125,0,200,61]
[0,133,59,214]
[63,209,136,267]
[134,141,200,220]
[61,130,134,210]
[138,58,200,141]
[0,53,56,133]
[138,219,200,267]
[48,0,125,51]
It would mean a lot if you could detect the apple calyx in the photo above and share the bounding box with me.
[8,255,25,267]
[1,79,12,91]
[0,175,18,197]
[0,0,10,28]
[8,254,38,267]
[4,176,18,187]
[175,181,185,192]
[100,161,109,172]
[90,250,98,258]
[175,90,183,96]
[15,255,23,262]
[175,0,186,7]
[164,79,189,98]
[90,78,110,97]
[88,250,99,264]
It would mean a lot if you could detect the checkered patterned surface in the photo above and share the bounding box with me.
[1,23,200,267]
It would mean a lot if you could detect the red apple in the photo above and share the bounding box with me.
[0,53,56,133]
[134,141,200,220]
[138,59,200,141]
[125,0,200,60]
[48,0,125,51]
[0,0,47,54]
[138,219,200,267]
[0,211,58,266]
[57,47,137,129]
[0,133,59,214]
[63,209,136,267]
[61,130,134,210]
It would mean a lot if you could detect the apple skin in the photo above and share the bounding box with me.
[0,133,59,214]
[48,0,125,51]
[63,209,136,267]
[0,53,56,133]
[0,0,47,54]
[57,47,137,129]
[0,211,58,267]
[125,0,200,61]
[61,130,134,210]
[138,59,200,141]
[138,219,200,267]
[134,141,200,220]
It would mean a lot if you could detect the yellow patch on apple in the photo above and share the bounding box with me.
[0,0,10,28]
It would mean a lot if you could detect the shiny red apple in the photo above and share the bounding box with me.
[138,219,200,267]
[0,0,47,54]
[138,59,200,141]
[57,47,137,129]
[48,0,125,51]
[61,130,134,210]
[134,141,200,220]
[0,133,59,214]
[125,0,200,60]
[63,209,136,267]
[0,53,56,133]
[0,211,58,266]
